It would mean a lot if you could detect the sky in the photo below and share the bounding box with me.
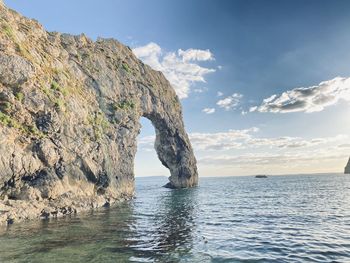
[5,0,350,177]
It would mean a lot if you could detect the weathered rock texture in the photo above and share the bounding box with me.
[345,158,350,174]
[0,3,197,225]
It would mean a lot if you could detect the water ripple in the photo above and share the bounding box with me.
[1,174,350,262]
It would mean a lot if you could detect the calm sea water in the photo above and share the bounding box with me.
[1,174,350,262]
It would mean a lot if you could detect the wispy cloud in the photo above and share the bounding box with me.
[338,144,350,148]
[189,127,258,151]
[248,135,347,149]
[217,93,243,110]
[189,130,346,152]
[138,128,349,174]
[202,108,216,114]
[194,87,208,93]
[138,128,348,153]
[133,42,215,99]
[138,127,257,152]
[250,77,350,113]
[198,151,349,168]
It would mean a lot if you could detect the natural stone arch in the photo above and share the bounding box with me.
[142,111,198,188]
[0,2,198,224]
[138,79,198,188]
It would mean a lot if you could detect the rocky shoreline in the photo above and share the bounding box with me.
[0,192,133,227]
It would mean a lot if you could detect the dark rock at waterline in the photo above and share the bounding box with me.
[0,2,198,225]
[255,175,268,178]
[345,158,350,174]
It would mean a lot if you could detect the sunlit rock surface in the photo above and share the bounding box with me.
[0,3,197,225]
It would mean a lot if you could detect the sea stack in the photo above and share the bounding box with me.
[345,158,350,174]
[0,3,198,224]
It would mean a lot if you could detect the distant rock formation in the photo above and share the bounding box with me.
[345,158,350,174]
[0,3,198,225]
[255,175,268,178]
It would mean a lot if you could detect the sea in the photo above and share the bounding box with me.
[0,173,350,263]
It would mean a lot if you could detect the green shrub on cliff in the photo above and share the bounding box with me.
[2,24,14,39]
[51,81,68,96]
[0,112,22,130]
[88,112,110,140]
[15,92,24,102]
[112,100,135,111]
[0,111,44,137]
[0,111,11,126]
[0,101,11,112]
[122,62,131,73]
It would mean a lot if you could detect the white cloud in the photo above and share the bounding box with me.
[217,91,224,97]
[247,134,347,149]
[202,108,215,114]
[132,42,163,70]
[138,127,259,152]
[198,151,349,167]
[250,76,350,113]
[137,127,349,174]
[189,129,347,152]
[139,128,348,153]
[193,87,208,93]
[194,133,349,172]
[249,106,258,112]
[133,42,215,99]
[178,48,214,62]
[189,127,259,151]
[217,93,243,110]
[138,135,155,145]
[338,144,350,148]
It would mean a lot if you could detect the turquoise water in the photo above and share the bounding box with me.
[1,174,350,262]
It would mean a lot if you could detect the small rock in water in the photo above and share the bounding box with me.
[255,175,268,178]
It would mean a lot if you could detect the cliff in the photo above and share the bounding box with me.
[345,158,350,174]
[0,3,198,225]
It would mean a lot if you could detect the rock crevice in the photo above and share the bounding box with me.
[0,4,198,225]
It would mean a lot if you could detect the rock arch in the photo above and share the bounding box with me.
[0,2,198,224]
[142,108,198,189]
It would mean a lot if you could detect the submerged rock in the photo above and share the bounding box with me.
[0,3,198,225]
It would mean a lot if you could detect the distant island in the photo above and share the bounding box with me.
[345,158,350,174]
[255,175,268,178]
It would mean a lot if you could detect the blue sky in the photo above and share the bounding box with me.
[6,0,350,176]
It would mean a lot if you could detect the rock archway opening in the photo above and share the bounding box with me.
[135,117,170,179]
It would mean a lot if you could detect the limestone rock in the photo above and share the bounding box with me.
[345,158,350,174]
[0,3,198,225]
[0,53,34,86]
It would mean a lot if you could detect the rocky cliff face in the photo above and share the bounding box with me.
[345,158,350,174]
[0,3,198,225]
